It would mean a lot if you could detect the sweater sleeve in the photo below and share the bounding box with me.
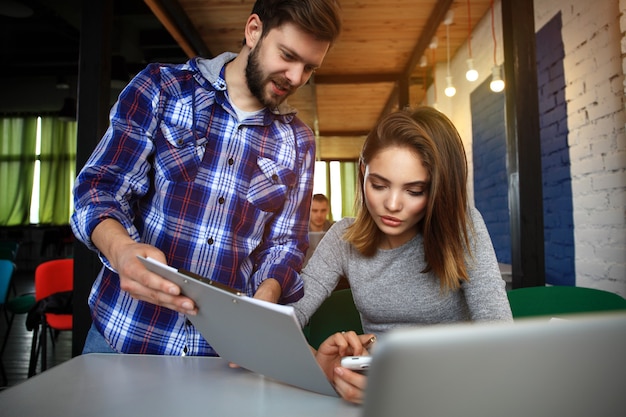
[462,207,514,322]
[289,219,353,327]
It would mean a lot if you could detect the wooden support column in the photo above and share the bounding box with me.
[397,77,410,110]
[501,0,545,288]
[72,0,114,356]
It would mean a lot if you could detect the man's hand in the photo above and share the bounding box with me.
[91,219,197,315]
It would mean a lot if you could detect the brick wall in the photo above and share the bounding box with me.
[536,13,576,286]
[471,80,510,264]
[433,0,625,296]
[534,0,626,295]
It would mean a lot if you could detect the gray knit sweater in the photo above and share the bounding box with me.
[290,207,513,335]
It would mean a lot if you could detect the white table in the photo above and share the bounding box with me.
[1,354,362,417]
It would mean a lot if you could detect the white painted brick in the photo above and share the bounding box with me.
[567,107,590,128]
[571,176,594,193]
[594,94,625,119]
[570,156,598,176]
[565,78,586,99]
[592,171,626,190]
[578,275,626,298]
[576,259,607,278]
[605,150,626,171]
[572,213,602,232]
[575,192,609,209]
[568,130,593,153]
[606,228,626,245]
[591,135,618,155]
[608,189,626,211]
[595,246,626,263]
[567,92,599,115]
[586,123,616,146]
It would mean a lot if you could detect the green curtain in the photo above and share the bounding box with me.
[339,162,358,218]
[0,117,38,226]
[38,118,77,225]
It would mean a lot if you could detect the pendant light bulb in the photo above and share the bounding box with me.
[465,58,479,82]
[444,76,456,97]
[490,65,505,92]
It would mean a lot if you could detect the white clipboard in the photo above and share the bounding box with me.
[138,256,338,397]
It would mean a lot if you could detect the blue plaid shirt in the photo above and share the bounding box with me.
[71,53,314,355]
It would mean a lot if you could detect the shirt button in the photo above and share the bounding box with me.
[208,237,214,245]
[218,197,225,204]
[271,174,278,182]
[185,319,192,326]
[177,139,184,145]
[228,158,234,165]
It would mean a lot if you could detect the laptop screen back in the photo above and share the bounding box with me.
[363,313,626,417]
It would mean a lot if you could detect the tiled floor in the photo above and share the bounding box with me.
[0,270,73,390]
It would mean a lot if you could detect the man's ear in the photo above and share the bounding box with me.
[244,14,263,48]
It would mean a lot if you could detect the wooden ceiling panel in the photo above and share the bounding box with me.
[316,82,394,134]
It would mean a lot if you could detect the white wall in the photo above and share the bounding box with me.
[427,0,626,296]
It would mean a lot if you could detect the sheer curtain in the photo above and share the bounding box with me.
[316,161,358,222]
[339,162,357,218]
[0,117,38,225]
[0,116,76,226]
[38,118,77,225]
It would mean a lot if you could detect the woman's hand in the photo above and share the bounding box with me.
[315,331,376,404]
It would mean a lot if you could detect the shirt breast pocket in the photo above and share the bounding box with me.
[155,120,206,182]
[247,157,297,213]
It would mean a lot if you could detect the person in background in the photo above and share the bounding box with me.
[70,0,342,356]
[295,107,513,403]
[303,193,334,267]
[309,193,333,232]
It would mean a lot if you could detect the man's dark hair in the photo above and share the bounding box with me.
[249,0,342,44]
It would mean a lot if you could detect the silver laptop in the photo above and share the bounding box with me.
[138,256,338,397]
[363,313,626,417]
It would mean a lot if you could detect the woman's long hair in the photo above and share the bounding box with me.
[344,107,471,291]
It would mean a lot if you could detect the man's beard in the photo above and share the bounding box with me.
[245,44,293,109]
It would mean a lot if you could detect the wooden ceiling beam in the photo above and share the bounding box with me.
[402,0,454,79]
[379,0,454,119]
[144,0,211,59]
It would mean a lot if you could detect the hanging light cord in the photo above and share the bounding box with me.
[467,0,472,58]
[491,0,497,65]
[432,47,437,103]
[446,22,451,76]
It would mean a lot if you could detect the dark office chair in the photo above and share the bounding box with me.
[304,289,363,350]
[507,285,626,319]
[0,241,19,261]
[28,259,74,377]
[1,258,36,386]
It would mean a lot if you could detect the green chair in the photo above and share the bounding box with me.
[507,285,626,319]
[304,289,363,350]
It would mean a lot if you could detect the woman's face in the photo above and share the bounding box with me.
[363,145,430,249]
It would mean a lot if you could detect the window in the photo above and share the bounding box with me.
[0,116,76,226]
[313,160,358,221]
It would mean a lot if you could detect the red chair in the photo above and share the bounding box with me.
[28,259,73,377]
